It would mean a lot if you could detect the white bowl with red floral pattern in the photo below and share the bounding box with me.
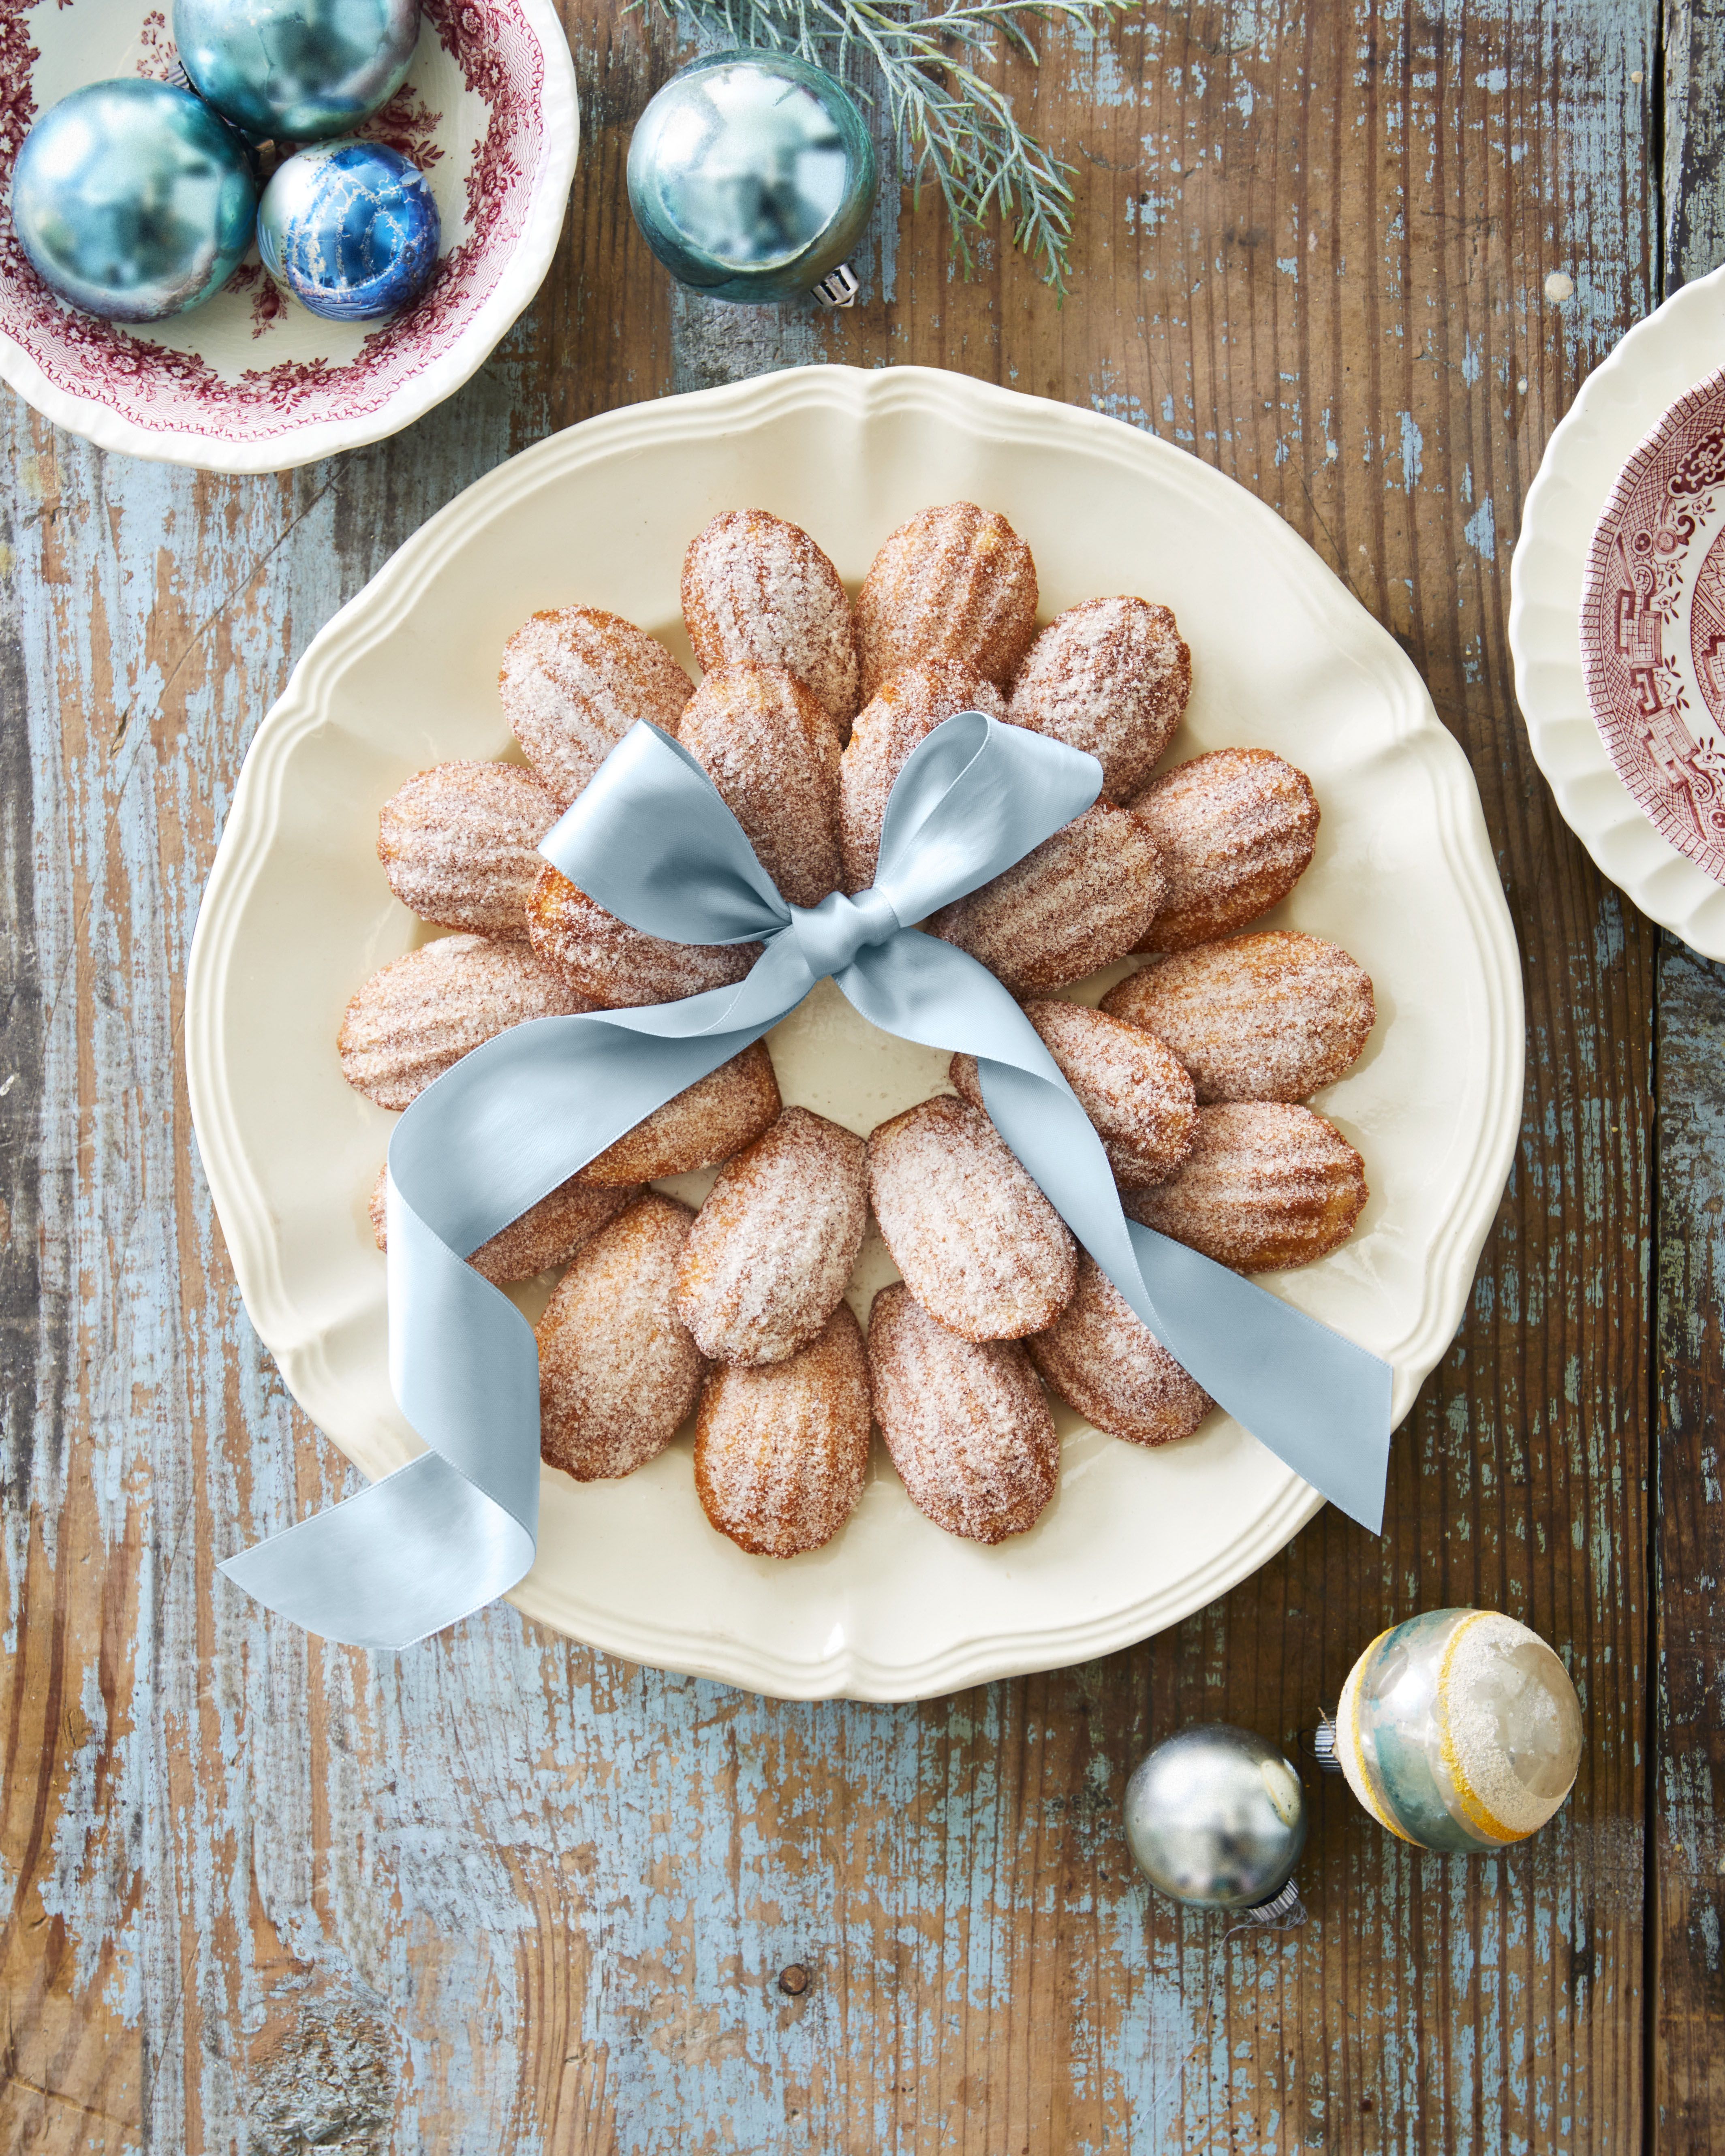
[0,0,578,472]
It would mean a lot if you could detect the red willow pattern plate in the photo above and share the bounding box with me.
[1580,363,1725,882]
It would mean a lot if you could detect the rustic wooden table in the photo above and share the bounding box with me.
[3,1,1723,2147]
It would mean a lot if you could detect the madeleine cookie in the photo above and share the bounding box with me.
[370,1162,637,1284]
[694,1305,873,1557]
[950,999,1198,1189]
[682,509,860,730]
[674,1107,867,1365]
[677,664,842,908]
[1102,931,1374,1103]
[500,606,694,808]
[867,1096,1075,1339]
[927,803,1166,996]
[537,1194,705,1481]
[579,1043,782,1185]
[838,662,1007,891]
[868,1285,1058,1543]
[855,503,1038,699]
[1124,1101,1367,1271]
[1007,598,1191,800]
[527,863,761,1006]
[1131,748,1320,952]
[338,934,595,1110]
[1026,1254,1213,1447]
[377,760,560,938]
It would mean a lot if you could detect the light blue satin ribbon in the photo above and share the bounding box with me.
[222,714,1391,1649]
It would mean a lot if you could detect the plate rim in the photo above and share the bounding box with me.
[188,362,1525,1698]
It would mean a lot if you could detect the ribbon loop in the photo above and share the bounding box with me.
[786,886,902,980]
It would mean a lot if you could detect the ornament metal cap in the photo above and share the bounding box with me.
[1308,1714,1344,1773]
[812,263,861,308]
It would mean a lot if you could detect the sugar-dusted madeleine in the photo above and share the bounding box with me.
[370,1162,637,1284]
[579,1043,781,1185]
[674,1107,867,1365]
[694,1304,872,1557]
[855,503,1038,700]
[867,1096,1075,1340]
[677,664,842,908]
[950,999,1198,1190]
[926,802,1166,997]
[1026,1254,1213,1447]
[1131,748,1319,952]
[838,662,1006,891]
[338,934,595,1111]
[537,1193,705,1481]
[1007,597,1191,800]
[681,509,860,730]
[868,1285,1058,1544]
[377,760,560,938]
[500,606,693,808]
[1124,1101,1367,1271]
[527,862,761,1007]
[1102,930,1374,1103]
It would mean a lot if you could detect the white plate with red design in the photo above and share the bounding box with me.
[1511,261,1725,955]
[0,0,577,472]
[187,365,1524,1699]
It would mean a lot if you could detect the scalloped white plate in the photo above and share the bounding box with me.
[187,365,1523,1699]
[1510,261,1725,955]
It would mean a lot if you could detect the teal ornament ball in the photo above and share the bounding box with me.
[627,51,877,305]
[1123,1724,1308,1911]
[10,79,257,323]
[174,0,420,142]
[1330,1608,1583,1853]
[258,140,439,320]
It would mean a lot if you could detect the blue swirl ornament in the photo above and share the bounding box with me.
[173,0,420,142]
[258,140,439,320]
[10,79,257,324]
[627,51,877,306]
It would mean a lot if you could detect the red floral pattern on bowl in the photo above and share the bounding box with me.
[1581,363,1725,883]
[0,0,577,472]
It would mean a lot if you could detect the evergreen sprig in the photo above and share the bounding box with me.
[644,0,1134,291]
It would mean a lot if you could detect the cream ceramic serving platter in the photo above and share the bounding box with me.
[187,364,1523,1700]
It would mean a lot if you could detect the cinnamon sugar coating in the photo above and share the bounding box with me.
[1102,931,1374,1103]
[1131,748,1319,952]
[537,1194,705,1481]
[677,664,842,908]
[855,503,1039,700]
[838,662,1007,891]
[369,1162,636,1284]
[579,1043,781,1185]
[694,1305,873,1558]
[1007,597,1191,799]
[527,862,761,1007]
[682,509,860,730]
[1026,1254,1213,1447]
[867,1096,1075,1340]
[338,934,595,1111]
[377,760,560,938]
[868,1285,1058,1543]
[1124,1101,1367,1271]
[926,803,1166,996]
[950,999,1198,1190]
[500,606,694,808]
[674,1108,867,1365]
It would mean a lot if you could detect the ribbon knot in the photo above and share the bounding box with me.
[786,886,903,980]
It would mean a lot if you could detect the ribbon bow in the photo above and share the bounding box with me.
[223,714,1392,1650]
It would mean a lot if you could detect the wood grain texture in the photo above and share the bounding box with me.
[0,0,1668,2147]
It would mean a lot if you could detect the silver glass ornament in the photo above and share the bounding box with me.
[174,0,420,142]
[259,139,439,319]
[10,79,257,324]
[1124,1723,1309,1911]
[626,51,877,306]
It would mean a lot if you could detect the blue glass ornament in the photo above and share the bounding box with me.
[627,51,876,306]
[10,79,257,324]
[1123,1724,1308,1911]
[257,140,439,320]
[173,0,420,143]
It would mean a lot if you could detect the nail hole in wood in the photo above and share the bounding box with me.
[778,1963,810,1996]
